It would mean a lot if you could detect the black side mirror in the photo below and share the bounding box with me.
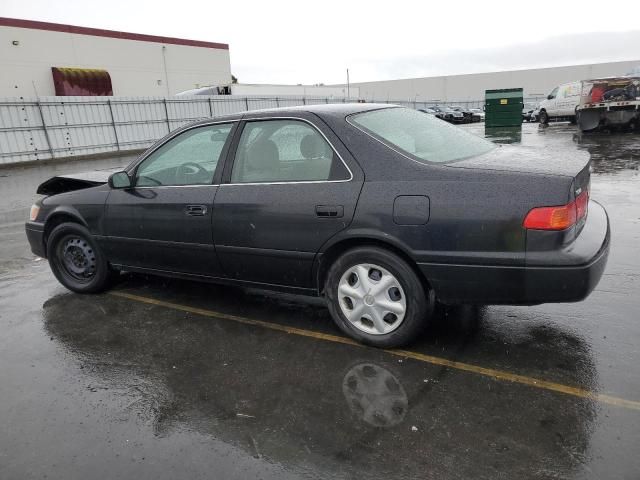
[547,94,554,100]
[108,171,132,189]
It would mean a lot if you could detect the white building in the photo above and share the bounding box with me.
[177,83,359,98]
[0,17,232,97]
[350,60,640,102]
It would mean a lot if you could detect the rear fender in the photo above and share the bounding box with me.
[313,228,422,293]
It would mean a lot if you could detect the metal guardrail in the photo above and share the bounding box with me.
[0,95,545,166]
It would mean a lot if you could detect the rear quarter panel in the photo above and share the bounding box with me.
[319,113,572,268]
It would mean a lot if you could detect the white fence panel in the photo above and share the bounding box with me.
[0,94,507,166]
[0,99,51,164]
[210,97,247,116]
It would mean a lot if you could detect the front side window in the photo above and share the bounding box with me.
[350,107,495,164]
[230,119,350,183]
[136,124,232,187]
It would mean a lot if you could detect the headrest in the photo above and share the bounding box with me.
[247,139,279,174]
[300,134,331,159]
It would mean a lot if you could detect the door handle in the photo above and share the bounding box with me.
[315,205,344,218]
[185,204,207,216]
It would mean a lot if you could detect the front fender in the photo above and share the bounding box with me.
[43,205,89,228]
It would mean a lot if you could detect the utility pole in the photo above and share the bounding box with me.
[346,68,350,100]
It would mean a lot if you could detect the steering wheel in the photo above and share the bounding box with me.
[177,162,208,183]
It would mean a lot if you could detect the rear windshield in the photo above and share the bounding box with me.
[349,107,495,164]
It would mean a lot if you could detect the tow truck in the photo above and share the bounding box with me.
[577,76,640,132]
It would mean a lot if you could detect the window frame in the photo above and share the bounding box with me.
[222,116,353,186]
[130,120,237,188]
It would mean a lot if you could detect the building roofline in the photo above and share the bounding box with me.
[0,17,229,50]
[348,59,640,85]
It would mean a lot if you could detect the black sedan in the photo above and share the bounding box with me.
[26,104,610,347]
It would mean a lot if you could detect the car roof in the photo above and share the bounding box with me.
[246,102,393,117]
[188,102,396,126]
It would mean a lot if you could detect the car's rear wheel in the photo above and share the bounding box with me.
[47,222,114,293]
[325,247,433,348]
[539,110,549,124]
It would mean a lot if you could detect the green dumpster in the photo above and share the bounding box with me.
[485,88,523,127]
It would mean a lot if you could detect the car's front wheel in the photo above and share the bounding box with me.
[539,110,549,124]
[325,247,433,348]
[47,222,114,293]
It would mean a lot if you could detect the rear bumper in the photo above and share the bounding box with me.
[25,221,46,258]
[418,201,610,305]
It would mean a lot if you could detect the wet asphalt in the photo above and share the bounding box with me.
[0,122,639,479]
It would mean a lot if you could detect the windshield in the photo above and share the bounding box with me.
[350,107,495,164]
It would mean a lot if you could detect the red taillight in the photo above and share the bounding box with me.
[523,190,589,231]
[575,188,589,220]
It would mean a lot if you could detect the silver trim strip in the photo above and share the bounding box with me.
[222,116,353,186]
[132,184,220,189]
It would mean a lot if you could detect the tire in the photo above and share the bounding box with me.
[325,247,433,348]
[47,222,114,293]
[539,110,549,124]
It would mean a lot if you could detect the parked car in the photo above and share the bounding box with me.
[26,104,610,348]
[469,108,485,122]
[449,106,476,123]
[529,107,540,123]
[522,102,538,122]
[538,81,581,124]
[432,106,465,123]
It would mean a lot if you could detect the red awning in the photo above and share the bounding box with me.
[51,67,113,96]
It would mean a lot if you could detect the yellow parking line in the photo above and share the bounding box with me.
[109,290,640,412]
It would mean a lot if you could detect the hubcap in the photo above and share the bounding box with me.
[59,236,96,280]
[337,263,407,335]
[342,363,408,427]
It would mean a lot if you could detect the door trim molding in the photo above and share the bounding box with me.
[95,235,216,250]
[215,244,315,260]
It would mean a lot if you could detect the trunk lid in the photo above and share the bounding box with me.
[447,144,590,179]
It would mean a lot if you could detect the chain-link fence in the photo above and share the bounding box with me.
[0,95,545,166]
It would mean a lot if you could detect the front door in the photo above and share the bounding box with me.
[103,122,235,276]
[213,116,363,288]
[546,87,560,116]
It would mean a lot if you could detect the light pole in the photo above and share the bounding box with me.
[346,68,350,100]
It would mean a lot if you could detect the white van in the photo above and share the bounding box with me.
[538,81,582,124]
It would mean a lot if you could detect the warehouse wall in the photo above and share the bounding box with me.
[352,60,640,102]
[229,84,359,98]
[0,24,231,97]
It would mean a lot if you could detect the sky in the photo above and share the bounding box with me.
[2,0,640,84]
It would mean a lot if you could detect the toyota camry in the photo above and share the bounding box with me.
[26,104,610,347]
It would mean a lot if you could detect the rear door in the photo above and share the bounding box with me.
[103,122,235,276]
[212,113,364,288]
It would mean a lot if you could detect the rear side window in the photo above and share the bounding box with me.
[230,119,350,183]
[350,107,495,164]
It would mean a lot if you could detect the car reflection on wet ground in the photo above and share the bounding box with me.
[1,122,639,479]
